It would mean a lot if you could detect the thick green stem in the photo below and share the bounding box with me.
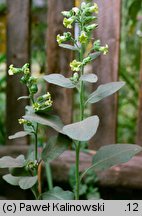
[45,163,53,190]
[75,44,85,200]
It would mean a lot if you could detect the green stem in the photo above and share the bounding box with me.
[75,142,80,200]
[75,44,85,200]
[45,163,53,190]
[34,123,38,161]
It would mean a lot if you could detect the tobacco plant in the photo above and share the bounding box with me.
[0,2,142,200]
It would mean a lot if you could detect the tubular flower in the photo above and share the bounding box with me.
[99,44,109,55]
[57,32,72,44]
[70,60,82,72]
[89,3,99,14]
[63,17,74,29]
[18,118,31,125]
[8,64,22,76]
[79,31,88,44]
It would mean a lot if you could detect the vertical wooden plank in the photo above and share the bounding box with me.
[6,0,31,145]
[47,0,74,124]
[136,46,142,145]
[90,0,121,149]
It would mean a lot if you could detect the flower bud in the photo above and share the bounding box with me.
[61,11,71,18]
[72,7,79,15]
[22,63,30,75]
[85,23,98,32]
[28,76,37,85]
[30,84,38,94]
[93,40,101,51]
[82,56,92,65]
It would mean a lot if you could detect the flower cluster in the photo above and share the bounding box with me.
[56,2,109,75]
[33,92,53,112]
[18,118,32,126]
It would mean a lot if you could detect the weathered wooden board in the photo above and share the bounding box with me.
[6,0,31,145]
[47,0,74,124]
[90,0,121,149]
[0,146,142,189]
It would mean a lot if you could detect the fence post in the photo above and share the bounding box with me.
[90,0,121,149]
[6,0,31,145]
[47,0,74,124]
[136,46,142,145]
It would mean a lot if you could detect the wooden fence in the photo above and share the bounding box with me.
[1,0,142,199]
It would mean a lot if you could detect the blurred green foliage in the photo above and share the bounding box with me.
[117,0,142,143]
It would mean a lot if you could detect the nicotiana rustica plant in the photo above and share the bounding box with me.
[0,2,142,200]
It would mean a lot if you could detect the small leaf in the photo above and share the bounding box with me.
[42,186,74,200]
[23,113,64,133]
[80,74,98,83]
[86,82,125,104]
[18,176,38,190]
[0,155,25,168]
[17,96,29,101]
[81,144,142,179]
[59,44,78,51]
[89,52,101,60]
[44,74,76,88]
[3,174,21,186]
[42,134,70,163]
[63,115,99,141]
[9,131,31,140]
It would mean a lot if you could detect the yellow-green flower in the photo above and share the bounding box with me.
[79,31,88,44]
[18,118,28,125]
[57,34,66,44]
[89,3,99,14]
[8,65,14,75]
[72,7,79,15]
[70,60,82,71]
[63,17,74,29]
[99,44,109,55]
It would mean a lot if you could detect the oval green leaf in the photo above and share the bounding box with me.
[44,74,76,88]
[3,174,21,186]
[59,44,78,51]
[42,134,70,163]
[81,144,142,179]
[80,74,98,83]
[42,186,74,200]
[19,176,38,190]
[23,113,64,133]
[63,115,99,141]
[0,155,25,168]
[9,131,31,140]
[86,81,125,104]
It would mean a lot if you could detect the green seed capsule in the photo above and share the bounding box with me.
[30,84,38,94]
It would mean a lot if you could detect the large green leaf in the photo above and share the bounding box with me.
[42,186,74,200]
[81,144,142,179]
[42,134,70,163]
[18,176,38,190]
[0,155,25,168]
[59,44,78,51]
[23,113,64,133]
[44,74,76,88]
[9,131,31,140]
[86,82,125,104]
[63,115,99,141]
[3,174,21,186]
[80,74,98,83]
